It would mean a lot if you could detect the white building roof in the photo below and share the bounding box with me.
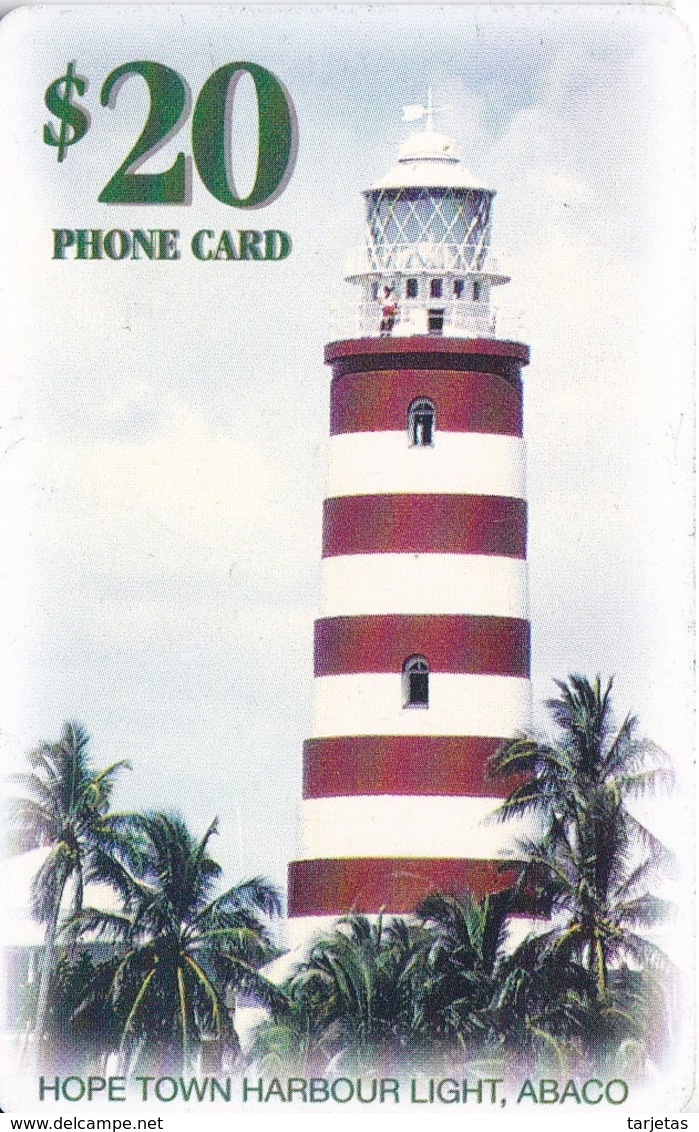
[0,848,122,948]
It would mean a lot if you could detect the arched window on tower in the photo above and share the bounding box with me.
[403,655,429,708]
[408,397,435,447]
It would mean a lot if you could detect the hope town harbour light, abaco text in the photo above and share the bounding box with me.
[37,1075,631,1106]
[51,228,292,261]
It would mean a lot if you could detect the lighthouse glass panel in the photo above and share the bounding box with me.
[408,398,435,447]
[403,656,429,707]
[365,187,494,273]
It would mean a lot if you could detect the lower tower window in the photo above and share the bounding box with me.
[403,655,429,708]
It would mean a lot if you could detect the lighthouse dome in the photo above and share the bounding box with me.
[398,127,457,162]
[372,127,490,191]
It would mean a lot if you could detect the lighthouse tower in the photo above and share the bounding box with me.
[288,103,531,943]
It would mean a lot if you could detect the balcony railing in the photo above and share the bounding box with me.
[329,298,498,340]
[343,243,508,279]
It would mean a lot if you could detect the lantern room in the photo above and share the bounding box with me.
[345,100,509,338]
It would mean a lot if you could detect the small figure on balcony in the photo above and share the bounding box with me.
[379,285,398,336]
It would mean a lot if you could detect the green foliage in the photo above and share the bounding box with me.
[255,914,434,1072]
[16,679,678,1079]
[490,675,677,1067]
[492,677,674,983]
[9,722,134,1061]
[67,812,283,1073]
[9,722,135,916]
[414,890,512,1048]
[19,952,121,1071]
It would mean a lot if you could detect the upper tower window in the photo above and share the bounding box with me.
[453,279,465,299]
[473,280,481,301]
[403,655,429,708]
[408,397,435,447]
[430,278,443,299]
[406,278,418,299]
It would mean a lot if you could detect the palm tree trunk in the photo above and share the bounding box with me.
[30,876,66,1069]
[592,931,608,1002]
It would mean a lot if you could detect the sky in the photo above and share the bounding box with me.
[0,5,693,910]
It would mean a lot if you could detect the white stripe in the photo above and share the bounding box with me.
[300,795,529,859]
[503,916,551,952]
[286,914,547,952]
[327,432,526,498]
[285,916,345,951]
[311,673,531,738]
[320,554,528,617]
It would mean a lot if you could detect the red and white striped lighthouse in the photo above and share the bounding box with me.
[288,101,531,943]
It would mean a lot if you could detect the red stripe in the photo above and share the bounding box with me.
[314,615,529,677]
[303,736,524,798]
[330,369,522,436]
[288,857,520,916]
[325,336,530,370]
[323,494,527,558]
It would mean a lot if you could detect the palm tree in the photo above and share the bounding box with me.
[68,812,282,1072]
[490,675,674,1055]
[249,993,335,1077]
[491,938,681,1076]
[8,722,133,1060]
[271,914,432,1071]
[414,890,514,1051]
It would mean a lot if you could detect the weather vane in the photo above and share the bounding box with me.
[401,86,451,130]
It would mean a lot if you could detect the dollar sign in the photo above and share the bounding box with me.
[43,61,90,163]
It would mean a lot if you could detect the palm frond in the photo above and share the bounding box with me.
[62,907,133,943]
[196,876,282,925]
[182,955,227,1039]
[615,894,675,928]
